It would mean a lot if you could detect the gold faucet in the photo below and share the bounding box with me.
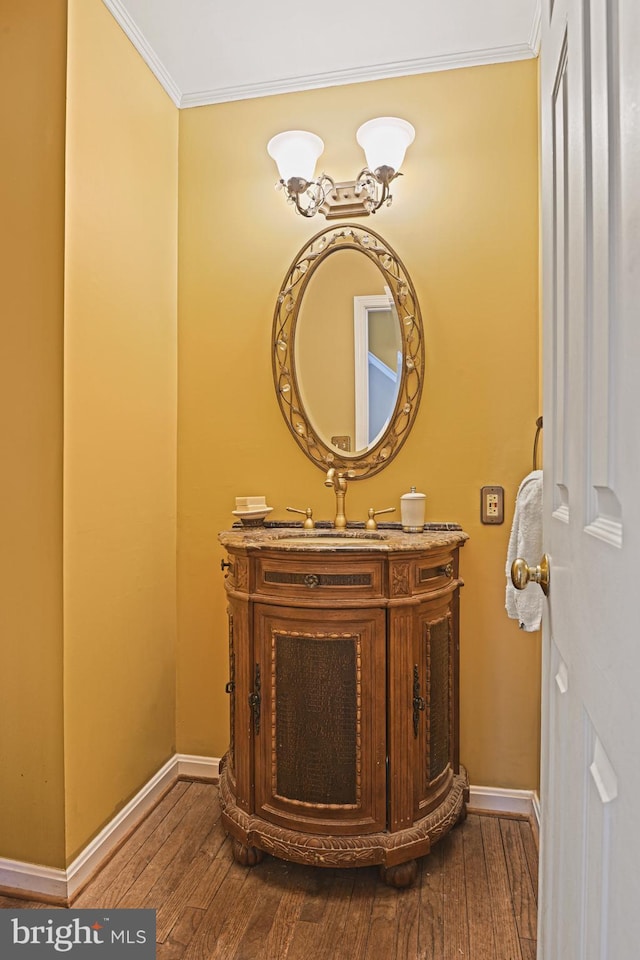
[365,506,396,530]
[286,506,315,529]
[324,468,349,529]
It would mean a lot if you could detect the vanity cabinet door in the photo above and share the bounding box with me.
[413,592,459,820]
[225,606,236,778]
[252,603,387,836]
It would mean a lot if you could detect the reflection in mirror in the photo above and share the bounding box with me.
[295,250,402,456]
[273,225,424,480]
[354,292,402,451]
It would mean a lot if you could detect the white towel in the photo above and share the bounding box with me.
[505,470,543,631]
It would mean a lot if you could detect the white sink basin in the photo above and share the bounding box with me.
[274,530,388,547]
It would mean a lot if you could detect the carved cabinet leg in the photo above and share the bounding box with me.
[231,839,264,866]
[379,858,418,888]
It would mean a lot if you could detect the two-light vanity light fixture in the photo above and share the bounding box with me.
[267,117,415,220]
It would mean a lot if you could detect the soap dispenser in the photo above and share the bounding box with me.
[400,486,426,532]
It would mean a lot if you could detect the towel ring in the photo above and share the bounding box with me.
[532,416,543,471]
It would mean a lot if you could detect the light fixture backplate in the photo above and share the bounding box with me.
[319,181,371,219]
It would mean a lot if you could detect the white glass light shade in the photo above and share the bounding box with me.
[267,130,324,184]
[356,117,415,173]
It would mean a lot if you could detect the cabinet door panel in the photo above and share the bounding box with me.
[414,600,457,819]
[426,614,452,783]
[254,604,387,835]
[274,632,359,805]
[226,608,236,776]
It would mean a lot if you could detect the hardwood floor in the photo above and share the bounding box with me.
[0,780,538,959]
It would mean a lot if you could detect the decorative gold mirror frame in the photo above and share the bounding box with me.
[272,224,424,479]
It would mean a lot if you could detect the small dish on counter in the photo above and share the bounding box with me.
[231,506,273,527]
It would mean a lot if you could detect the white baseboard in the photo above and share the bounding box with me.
[531,791,541,829]
[468,784,539,821]
[0,858,68,903]
[175,753,220,780]
[0,754,221,903]
[65,756,185,899]
[1,759,536,903]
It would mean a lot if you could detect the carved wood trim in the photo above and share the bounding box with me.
[391,562,410,597]
[235,558,248,591]
[220,761,468,869]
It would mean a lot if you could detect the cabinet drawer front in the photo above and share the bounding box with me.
[413,551,458,596]
[255,556,385,600]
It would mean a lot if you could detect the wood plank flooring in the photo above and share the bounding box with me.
[0,781,538,959]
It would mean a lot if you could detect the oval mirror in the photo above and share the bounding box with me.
[272,225,424,480]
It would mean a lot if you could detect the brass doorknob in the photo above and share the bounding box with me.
[511,554,550,596]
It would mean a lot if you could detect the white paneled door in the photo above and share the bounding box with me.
[539,0,640,957]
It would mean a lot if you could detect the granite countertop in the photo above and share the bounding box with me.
[218,521,468,553]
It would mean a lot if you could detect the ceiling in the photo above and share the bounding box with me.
[103,0,541,109]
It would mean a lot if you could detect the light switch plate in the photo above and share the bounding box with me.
[481,485,504,524]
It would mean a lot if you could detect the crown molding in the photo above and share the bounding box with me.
[102,0,540,110]
[180,42,538,109]
[529,0,542,55]
[102,0,182,107]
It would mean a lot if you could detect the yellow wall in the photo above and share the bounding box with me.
[369,310,399,371]
[177,60,541,789]
[0,0,67,868]
[0,0,179,870]
[63,0,179,862]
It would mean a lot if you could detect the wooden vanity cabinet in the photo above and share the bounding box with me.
[218,529,469,887]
